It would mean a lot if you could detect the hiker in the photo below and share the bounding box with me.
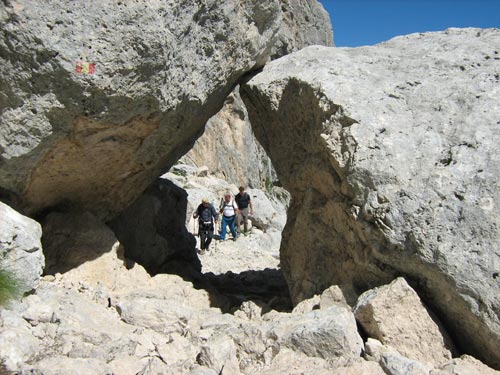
[193,198,218,253]
[219,191,239,241]
[235,186,253,235]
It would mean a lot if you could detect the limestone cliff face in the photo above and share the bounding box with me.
[241,28,500,368]
[0,0,332,219]
[181,88,276,189]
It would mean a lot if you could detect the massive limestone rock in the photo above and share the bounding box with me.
[0,201,44,294]
[0,0,332,219]
[241,28,500,368]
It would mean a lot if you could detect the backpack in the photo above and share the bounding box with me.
[197,203,216,224]
[235,192,250,209]
[219,198,237,215]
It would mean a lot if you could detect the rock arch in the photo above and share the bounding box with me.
[2,1,500,370]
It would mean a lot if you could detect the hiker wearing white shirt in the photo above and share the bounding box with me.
[219,191,239,241]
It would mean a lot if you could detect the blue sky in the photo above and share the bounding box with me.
[318,0,500,47]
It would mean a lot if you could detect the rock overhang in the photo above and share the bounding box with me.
[0,0,333,219]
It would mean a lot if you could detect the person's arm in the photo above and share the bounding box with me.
[212,206,219,222]
[233,200,239,215]
[193,206,199,218]
[249,197,253,215]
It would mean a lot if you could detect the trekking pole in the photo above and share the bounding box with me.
[212,221,219,253]
[193,218,199,249]
[214,222,218,253]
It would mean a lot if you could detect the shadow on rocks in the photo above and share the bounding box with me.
[192,268,293,314]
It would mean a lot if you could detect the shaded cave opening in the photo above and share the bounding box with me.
[39,87,293,315]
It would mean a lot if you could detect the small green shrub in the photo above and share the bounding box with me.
[265,176,272,193]
[0,268,23,307]
[172,168,187,177]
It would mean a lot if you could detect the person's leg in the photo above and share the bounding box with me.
[241,207,249,233]
[229,216,237,239]
[236,212,242,234]
[220,216,228,240]
[206,229,214,249]
[200,228,207,250]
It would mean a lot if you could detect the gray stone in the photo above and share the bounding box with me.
[0,308,41,372]
[0,201,44,294]
[272,305,364,359]
[112,273,217,335]
[0,282,138,374]
[380,352,433,375]
[319,285,348,309]
[329,360,387,375]
[292,294,320,314]
[42,215,152,297]
[249,348,334,375]
[22,357,112,375]
[364,338,433,375]
[188,367,219,375]
[354,278,454,366]
[196,166,210,177]
[109,178,199,276]
[248,188,287,231]
[0,0,332,219]
[197,337,241,375]
[241,28,500,368]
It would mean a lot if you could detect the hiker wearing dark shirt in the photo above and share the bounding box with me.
[235,186,253,235]
[193,198,219,253]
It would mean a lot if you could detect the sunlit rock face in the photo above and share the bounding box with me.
[0,0,332,219]
[181,88,276,190]
[241,28,500,369]
[0,201,44,294]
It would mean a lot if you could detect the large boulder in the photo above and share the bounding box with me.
[354,278,454,366]
[241,28,500,368]
[42,211,118,275]
[0,0,332,220]
[272,305,364,360]
[248,188,288,231]
[0,201,44,294]
[109,178,199,276]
